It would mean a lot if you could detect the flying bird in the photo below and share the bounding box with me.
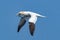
[17,11,46,36]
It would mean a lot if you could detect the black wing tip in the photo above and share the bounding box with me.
[31,32,34,36]
[17,30,19,32]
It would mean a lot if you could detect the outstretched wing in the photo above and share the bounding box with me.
[17,17,26,32]
[29,22,35,36]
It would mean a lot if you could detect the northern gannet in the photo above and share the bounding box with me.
[17,11,46,36]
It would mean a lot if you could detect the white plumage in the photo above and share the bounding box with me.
[17,11,46,36]
[17,11,45,24]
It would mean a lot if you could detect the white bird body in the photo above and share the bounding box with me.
[18,11,45,17]
[17,11,45,24]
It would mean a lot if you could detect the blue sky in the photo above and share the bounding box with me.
[0,0,60,40]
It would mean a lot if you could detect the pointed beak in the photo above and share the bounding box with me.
[16,12,20,16]
[16,13,19,16]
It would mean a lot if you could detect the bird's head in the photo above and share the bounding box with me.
[16,11,25,16]
[19,11,25,15]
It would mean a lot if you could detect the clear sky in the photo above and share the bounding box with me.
[0,0,60,40]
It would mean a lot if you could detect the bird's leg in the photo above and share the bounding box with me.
[29,22,35,36]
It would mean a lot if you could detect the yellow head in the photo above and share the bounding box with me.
[19,11,25,15]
